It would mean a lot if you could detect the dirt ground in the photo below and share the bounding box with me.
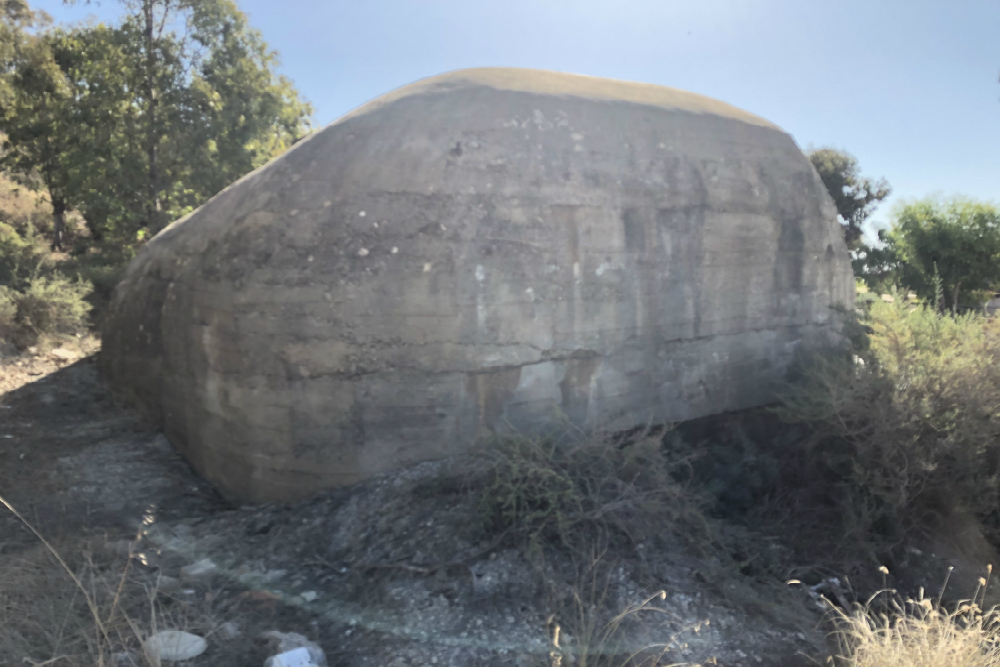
[0,345,836,667]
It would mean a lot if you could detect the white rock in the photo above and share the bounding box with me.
[260,631,327,667]
[155,574,182,594]
[180,558,218,583]
[218,621,242,640]
[143,630,207,661]
[264,647,320,667]
[300,590,318,602]
[50,347,80,361]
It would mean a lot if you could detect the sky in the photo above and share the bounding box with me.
[31,0,1000,235]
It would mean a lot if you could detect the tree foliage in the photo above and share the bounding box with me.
[780,299,1000,547]
[866,198,1000,312]
[808,148,891,251]
[0,2,79,249]
[0,0,313,248]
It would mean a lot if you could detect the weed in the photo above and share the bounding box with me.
[458,427,710,557]
[0,493,214,666]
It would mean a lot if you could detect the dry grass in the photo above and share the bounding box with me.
[545,550,694,667]
[832,569,1000,667]
[0,493,221,667]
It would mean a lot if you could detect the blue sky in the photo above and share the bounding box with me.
[33,0,1000,234]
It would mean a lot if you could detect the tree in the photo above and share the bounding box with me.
[0,8,81,250]
[91,0,314,237]
[871,198,1000,312]
[1,0,313,247]
[808,148,891,251]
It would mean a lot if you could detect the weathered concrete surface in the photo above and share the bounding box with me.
[100,68,854,503]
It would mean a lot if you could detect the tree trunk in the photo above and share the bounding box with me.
[50,195,66,252]
[952,283,961,315]
[143,0,161,232]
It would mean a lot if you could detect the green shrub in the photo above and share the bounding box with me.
[0,221,44,289]
[0,274,92,347]
[0,216,96,347]
[779,299,1000,538]
[459,429,710,555]
[16,274,92,334]
[0,286,16,338]
[60,246,131,327]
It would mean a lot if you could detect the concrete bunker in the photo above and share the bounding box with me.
[101,68,854,503]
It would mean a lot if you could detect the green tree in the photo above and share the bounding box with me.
[91,0,314,237]
[0,2,82,249]
[2,0,313,247]
[874,198,1000,312]
[808,148,891,251]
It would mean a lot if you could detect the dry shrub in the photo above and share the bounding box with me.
[0,494,221,667]
[779,299,1000,538]
[461,428,710,555]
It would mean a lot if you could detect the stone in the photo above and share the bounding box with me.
[264,647,322,667]
[218,621,242,640]
[179,558,218,583]
[50,346,80,361]
[112,651,135,666]
[260,631,327,667]
[155,574,182,594]
[300,590,319,602]
[142,630,207,661]
[101,67,853,503]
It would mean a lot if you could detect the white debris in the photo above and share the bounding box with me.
[179,558,218,583]
[143,630,207,661]
[155,574,182,594]
[260,631,327,667]
[50,347,80,361]
[264,647,321,667]
[218,621,242,640]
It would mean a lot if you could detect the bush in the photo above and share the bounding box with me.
[0,274,92,347]
[779,299,1000,539]
[0,174,53,239]
[0,214,95,347]
[458,429,710,556]
[16,274,92,333]
[0,220,43,289]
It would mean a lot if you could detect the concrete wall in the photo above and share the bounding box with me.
[100,68,854,503]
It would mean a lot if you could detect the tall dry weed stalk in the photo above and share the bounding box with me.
[0,491,156,666]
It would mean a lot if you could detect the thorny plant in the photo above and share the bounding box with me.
[461,426,712,558]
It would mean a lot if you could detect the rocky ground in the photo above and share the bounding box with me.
[0,346,854,667]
